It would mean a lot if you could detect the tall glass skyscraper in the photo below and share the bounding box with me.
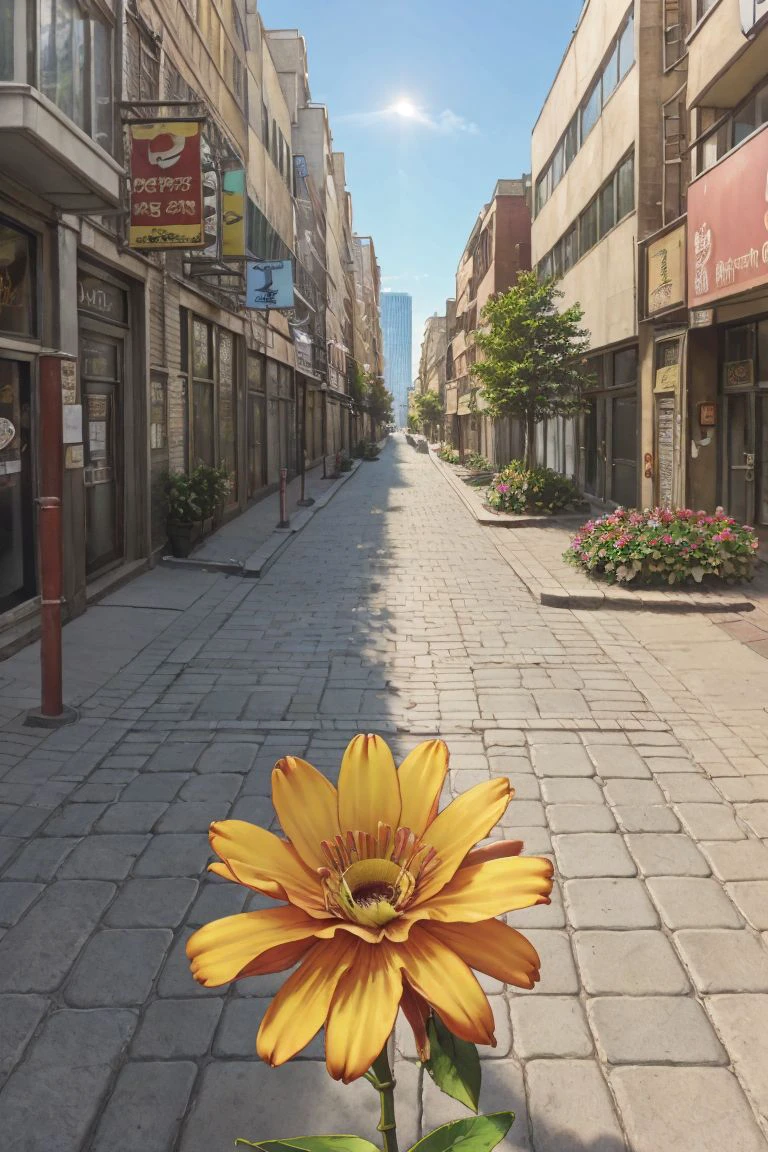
[380,293,412,427]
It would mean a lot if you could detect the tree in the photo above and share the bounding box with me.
[470,271,592,470]
[365,376,394,434]
[414,390,443,440]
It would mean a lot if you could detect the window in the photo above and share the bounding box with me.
[564,115,579,166]
[0,221,36,337]
[581,77,601,140]
[618,11,634,78]
[700,121,728,170]
[617,153,634,218]
[602,43,619,102]
[535,170,550,214]
[192,318,214,467]
[262,101,269,149]
[696,0,719,18]
[580,199,598,256]
[563,225,577,273]
[552,142,565,188]
[0,0,14,79]
[271,119,279,165]
[599,181,615,237]
[613,347,638,388]
[39,0,114,152]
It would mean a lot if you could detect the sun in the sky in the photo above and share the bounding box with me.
[390,98,419,119]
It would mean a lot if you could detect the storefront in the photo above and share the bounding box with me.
[182,308,242,510]
[687,122,768,528]
[578,344,639,507]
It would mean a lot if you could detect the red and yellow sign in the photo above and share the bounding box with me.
[128,121,205,250]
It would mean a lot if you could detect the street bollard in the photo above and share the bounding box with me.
[277,466,290,528]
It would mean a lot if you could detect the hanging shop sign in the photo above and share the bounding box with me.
[222,169,246,258]
[688,124,768,306]
[646,225,686,316]
[293,331,314,375]
[128,121,206,250]
[245,260,294,310]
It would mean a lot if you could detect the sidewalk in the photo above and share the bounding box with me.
[171,458,361,576]
[430,450,766,615]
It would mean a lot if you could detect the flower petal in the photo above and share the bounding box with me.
[257,936,357,1066]
[325,942,404,1082]
[460,841,524,868]
[338,735,401,837]
[237,937,315,979]
[209,820,328,915]
[396,926,494,1045]
[272,756,341,871]
[415,778,512,904]
[187,905,321,987]
[426,919,542,989]
[398,740,449,834]
[209,861,284,900]
[412,856,553,926]
[400,978,431,1061]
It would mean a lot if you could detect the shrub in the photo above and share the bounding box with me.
[353,439,380,460]
[335,450,353,473]
[164,472,202,524]
[464,452,492,472]
[438,445,460,464]
[191,463,231,519]
[564,506,759,585]
[487,461,582,514]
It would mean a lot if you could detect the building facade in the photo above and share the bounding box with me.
[381,293,412,427]
[444,179,532,464]
[0,1,382,650]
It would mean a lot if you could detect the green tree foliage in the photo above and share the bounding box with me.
[415,390,444,438]
[471,272,592,469]
[366,376,394,428]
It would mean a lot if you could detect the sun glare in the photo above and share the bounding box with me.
[391,99,418,119]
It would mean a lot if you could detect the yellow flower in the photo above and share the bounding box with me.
[187,735,553,1083]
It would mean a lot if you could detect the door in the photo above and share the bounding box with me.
[247,391,267,496]
[0,360,34,612]
[760,395,768,527]
[584,397,606,500]
[611,395,638,507]
[725,392,756,525]
[81,333,123,574]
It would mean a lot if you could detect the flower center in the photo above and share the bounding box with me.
[319,823,437,928]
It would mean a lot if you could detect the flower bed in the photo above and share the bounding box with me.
[437,444,461,464]
[564,506,759,585]
[487,461,582,515]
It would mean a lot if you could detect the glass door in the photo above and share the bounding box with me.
[81,332,123,574]
[725,392,756,525]
[0,360,34,612]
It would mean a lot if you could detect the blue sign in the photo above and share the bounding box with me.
[245,260,294,310]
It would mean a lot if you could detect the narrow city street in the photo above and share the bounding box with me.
[2,435,768,1152]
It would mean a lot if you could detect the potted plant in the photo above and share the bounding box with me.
[191,463,231,532]
[164,471,203,557]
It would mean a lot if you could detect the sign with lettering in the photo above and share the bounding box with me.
[656,395,675,508]
[128,120,205,250]
[654,364,680,394]
[61,359,77,405]
[646,225,686,315]
[245,260,294,310]
[221,169,246,258]
[725,360,754,389]
[687,124,768,306]
[77,275,127,322]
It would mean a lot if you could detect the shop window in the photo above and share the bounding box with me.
[725,325,755,367]
[150,373,167,451]
[218,329,236,500]
[39,0,114,153]
[613,347,638,388]
[192,318,214,466]
[0,222,36,338]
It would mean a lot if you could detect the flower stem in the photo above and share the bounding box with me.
[370,1045,399,1152]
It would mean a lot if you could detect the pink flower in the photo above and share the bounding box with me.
[497,483,509,494]
[662,534,674,545]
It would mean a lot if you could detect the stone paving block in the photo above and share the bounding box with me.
[133,834,212,877]
[540,778,604,804]
[4,837,79,881]
[65,927,171,1006]
[0,1008,136,1151]
[586,743,650,778]
[552,833,636,878]
[674,929,768,993]
[58,834,150,880]
[613,805,681,832]
[660,774,723,803]
[736,802,768,838]
[532,689,590,718]
[500,799,546,827]
[0,881,43,926]
[131,997,223,1057]
[422,1058,530,1151]
[675,802,746,841]
[91,1060,197,1152]
[509,996,592,1059]
[706,995,768,1121]
[0,879,115,992]
[120,774,190,802]
[531,744,594,777]
[604,779,666,806]
[546,805,616,833]
[574,930,690,995]
[156,801,226,833]
[612,1066,766,1152]
[588,995,727,1064]
[564,878,658,929]
[725,882,768,930]
[186,879,249,925]
[42,803,107,837]
[647,877,743,929]
[96,802,169,833]
[646,755,708,774]
[0,993,48,1084]
[526,1060,624,1152]
[157,928,222,998]
[214,997,324,1059]
[105,877,199,927]
[626,833,711,876]
[507,881,566,929]
[702,840,768,881]
[179,773,242,803]
[179,1059,420,1152]
[196,742,258,773]
[146,743,205,772]
[518,929,579,995]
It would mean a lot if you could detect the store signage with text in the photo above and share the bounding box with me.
[646,225,686,315]
[128,121,205,250]
[245,261,294,310]
[688,124,768,306]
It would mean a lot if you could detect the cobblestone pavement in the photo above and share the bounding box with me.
[2,435,768,1151]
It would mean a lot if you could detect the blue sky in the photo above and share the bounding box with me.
[259,0,585,374]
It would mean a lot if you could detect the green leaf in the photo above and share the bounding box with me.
[406,1112,515,1152]
[236,1139,379,1152]
[425,1017,481,1113]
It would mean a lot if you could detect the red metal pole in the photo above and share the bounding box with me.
[38,356,64,717]
[277,466,289,528]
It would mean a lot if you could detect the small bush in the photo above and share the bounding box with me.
[438,445,461,464]
[564,506,759,585]
[487,461,582,514]
[464,452,492,472]
[335,450,353,474]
